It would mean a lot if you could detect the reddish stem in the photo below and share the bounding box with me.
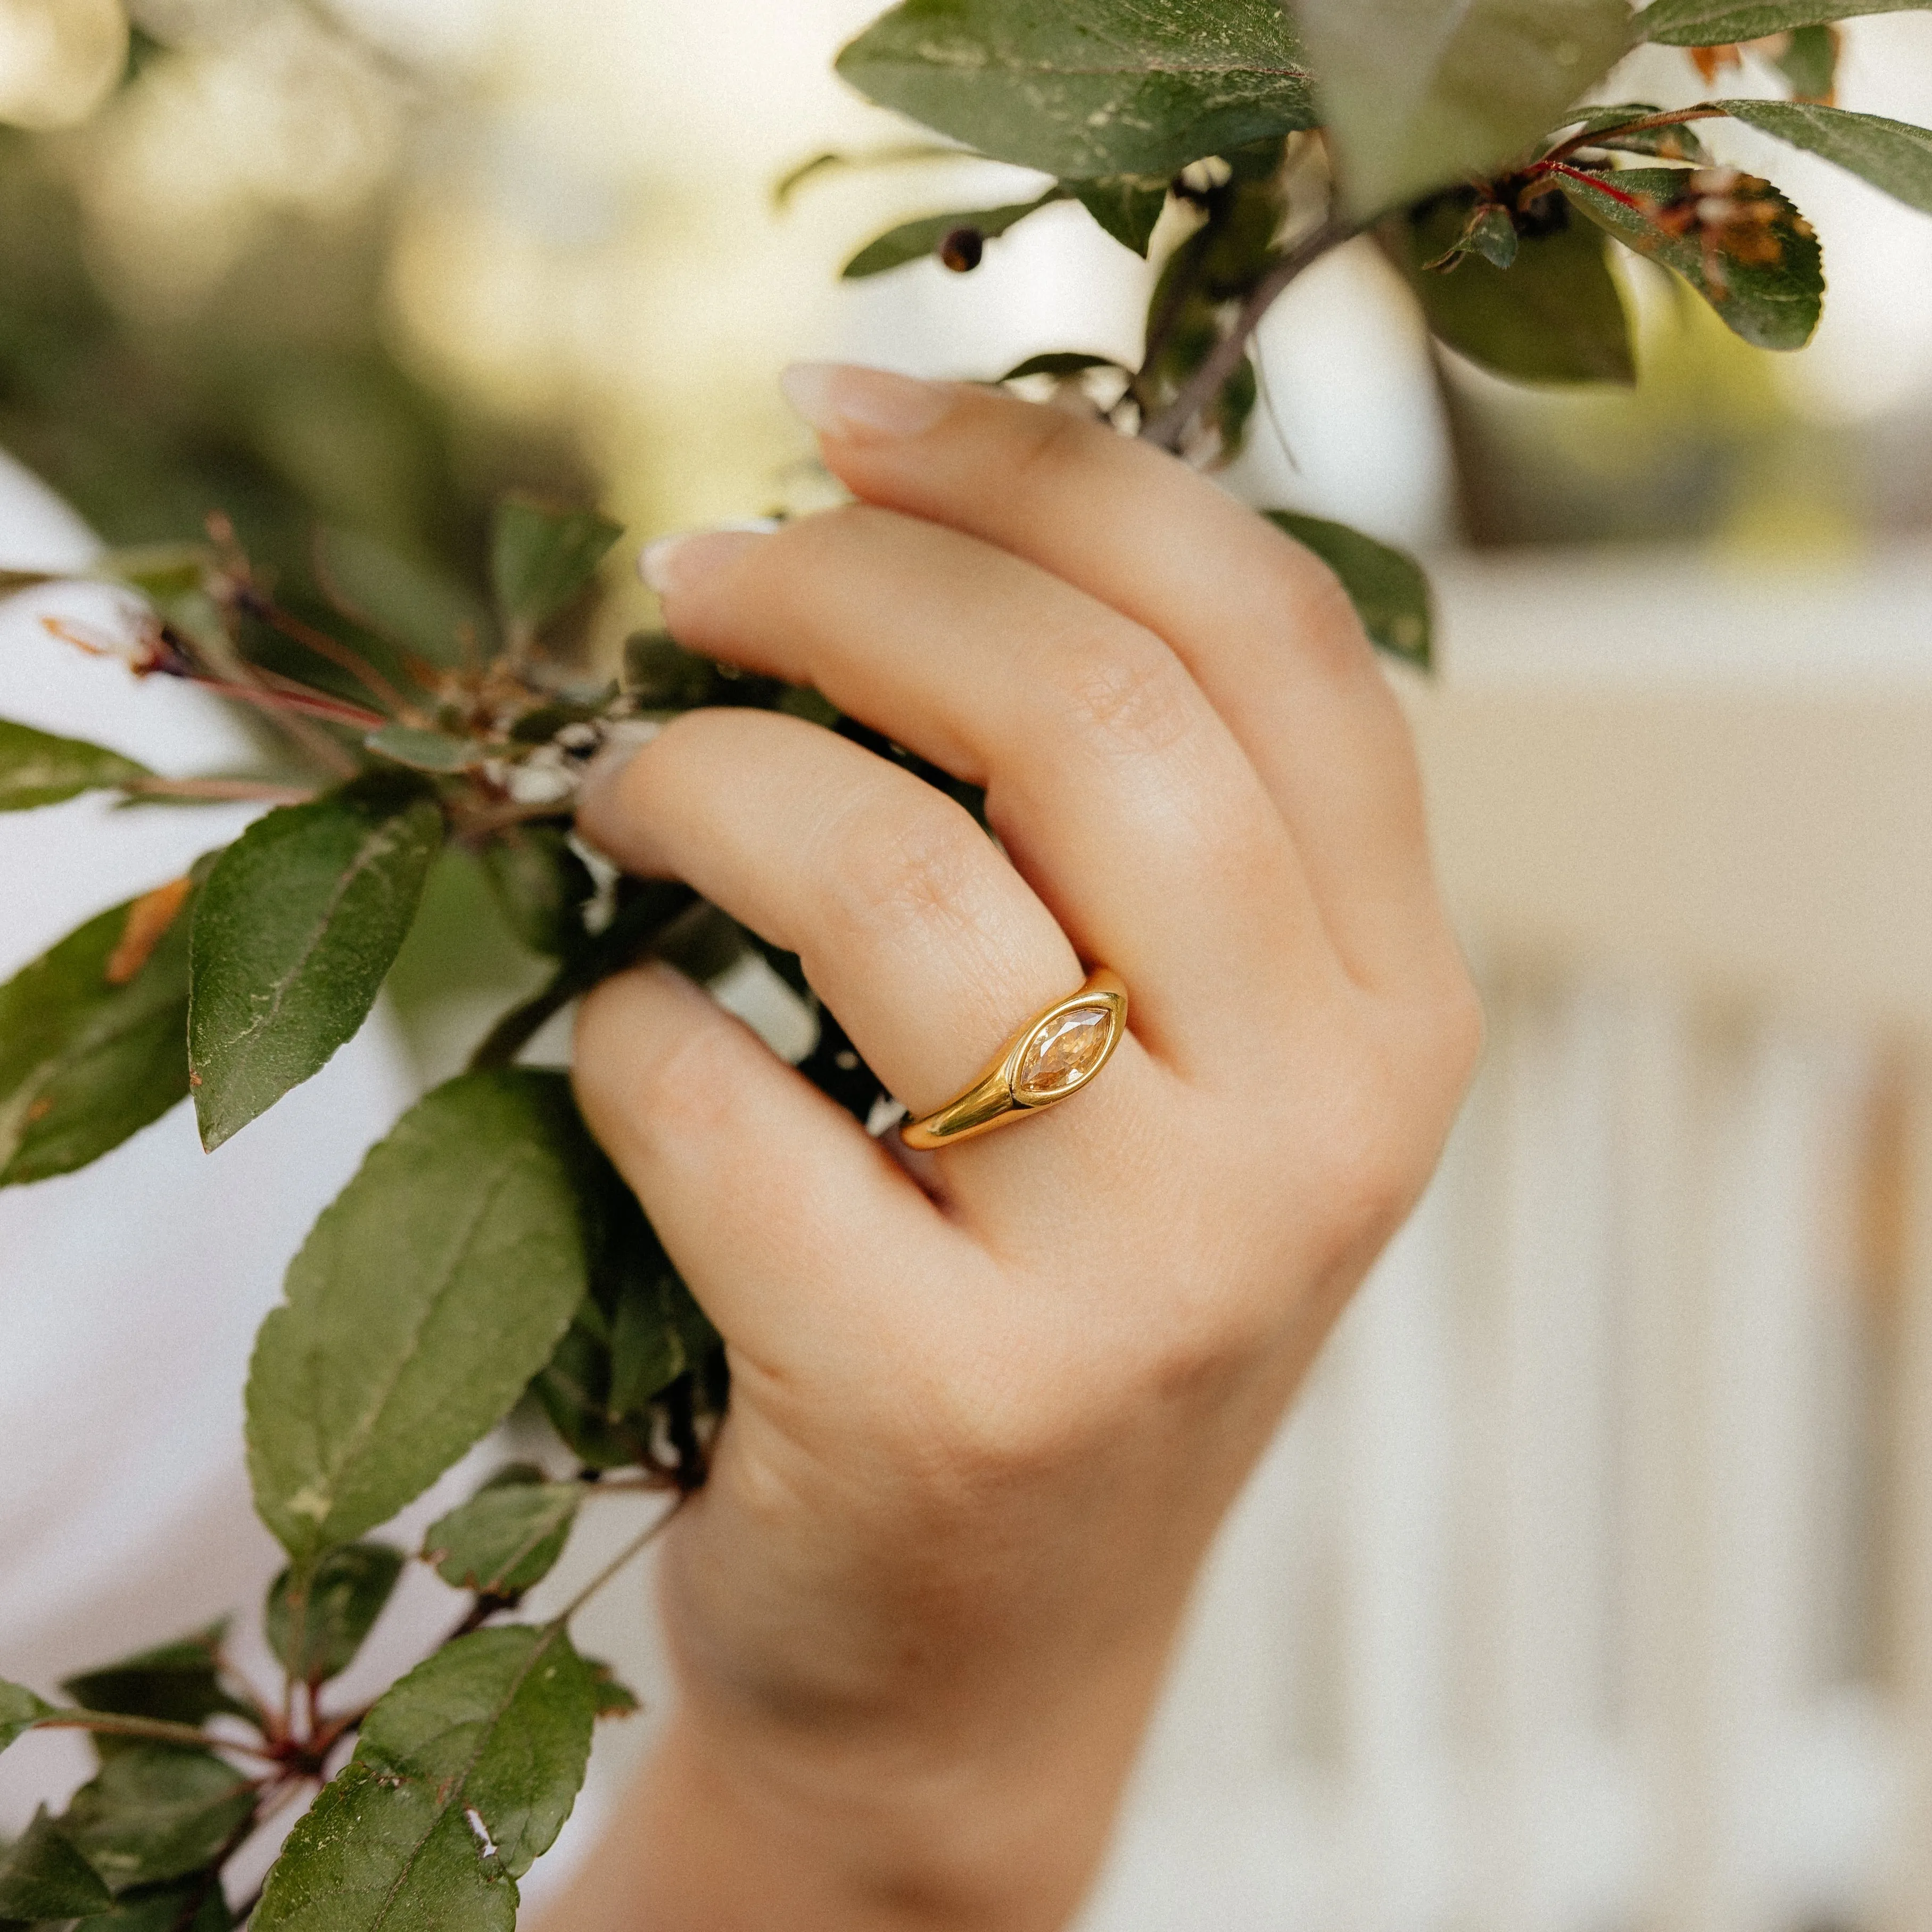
[1526,161,1651,211]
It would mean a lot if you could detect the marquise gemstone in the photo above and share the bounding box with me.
[1013,1004,1114,1103]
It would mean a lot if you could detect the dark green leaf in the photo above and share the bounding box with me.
[774,143,975,207]
[62,1747,255,1893]
[1778,22,1842,98]
[482,827,596,959]
[188,774,443,1149]
[1289,0,1634,217]
[1562,165,1824,350]
[252,1625,596,1932]
[1718,98,1932,214]
[266,1545,405,1688]
[836,0,1318,180]
[1636,0,1930,44]
[246,1071,599,1563]
[623,633,726,710]
[491,499,623,650]
[1551,102,1712,161]
[423,1469,581,1597]
[63,1624,252,1734]
[0,886,195,1188]
[1424,201,1520,269]
[0,720,150,811]
[999,352,1127,381]
[0,1680,54,1754]
[532,1165,720,1472]
[313,526,491,668]
[1264,513,1434,668]
[842,194,1060,278]
[1390,194,1636,383]
[585,1659,639,1719]
[362,725,488,774]
[69,1877,231,1929]
[1072,177,1170,255]
[0,1810,112,1920]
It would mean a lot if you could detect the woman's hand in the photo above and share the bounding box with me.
[560,366,1481,1932]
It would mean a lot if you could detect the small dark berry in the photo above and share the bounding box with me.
[940,227,985,273]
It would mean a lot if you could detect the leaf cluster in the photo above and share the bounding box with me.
[7,0,1932,1921]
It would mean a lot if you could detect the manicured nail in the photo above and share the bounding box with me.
[639,519,780,597]
[780,362,958,442]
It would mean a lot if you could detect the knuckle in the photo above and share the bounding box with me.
[1005,402,1102,496]
[602,1009,747,1155]
[1038,627,1197,759]
[819,791,995,951]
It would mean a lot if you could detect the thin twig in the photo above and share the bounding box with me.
[1141,218,1354,452]
[35,1712,278,1763]
[238,592,424,721]
[555,1496,687,1625]
[1542,104,1728,168]
[123,777,320,806]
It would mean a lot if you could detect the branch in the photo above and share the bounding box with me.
[1140,218,1355,452]
[556,1496,687,1624]
[123,777,320,806]
[34,1712,277,1763]
[467,881,697,1072]
[1542,104,1729,168]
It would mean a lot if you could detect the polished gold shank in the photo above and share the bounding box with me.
[900,969,1128,1151]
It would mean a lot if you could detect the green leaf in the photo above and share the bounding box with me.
[362,725,488,774]
[774,142,975,207]
[532,1167,720,1472]
[246,1070,599,1563]
[0,719,150,811]
[1562,165,1824,350]
[1263,513,1434,668]
[252,1625,596,1932]
[0,1680,54,1754]
[585,1659,639,1719]
[63,1624,252,1734]
[1636,0,1930,45]
[1718,98,1932,214]
[62,1746,255,1893]
[1072,177,1170,255]
[313,526,491,668]
[491,499,623,650]
[1424,200,1521,269]
[1289,0,1634,218]
[1777,22,1842,98]
[482,827,597,959]
[266,1544,405,1688]
[0,1810,113,1920]
[69,1878,232,1929]
[1389,194,1636,383]
[842,194,1060,277]
[188,774,444,1150]
[423,1468,582,1598]
[999,351,1127,381]
[0,886,196,1188]
[836,0,1318,180]
[1552,102,1712,161]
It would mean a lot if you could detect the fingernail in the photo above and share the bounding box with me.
[639,518,781,597]
[575,718,662,822]
[780,362,959,443]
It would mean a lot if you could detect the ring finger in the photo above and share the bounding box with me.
[578,706,1161,1148]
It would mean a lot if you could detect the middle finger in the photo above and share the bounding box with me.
[647,508,1340,1068]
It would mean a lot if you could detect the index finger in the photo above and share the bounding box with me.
[778,365,1453,995]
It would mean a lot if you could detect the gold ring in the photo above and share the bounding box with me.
[900,969,1128,1150]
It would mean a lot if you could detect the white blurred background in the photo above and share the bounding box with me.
[2,2,1932,1928]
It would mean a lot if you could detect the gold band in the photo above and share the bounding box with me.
[900,969,1129,1151]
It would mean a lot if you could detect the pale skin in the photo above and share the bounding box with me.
[548,364,1482,1931]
